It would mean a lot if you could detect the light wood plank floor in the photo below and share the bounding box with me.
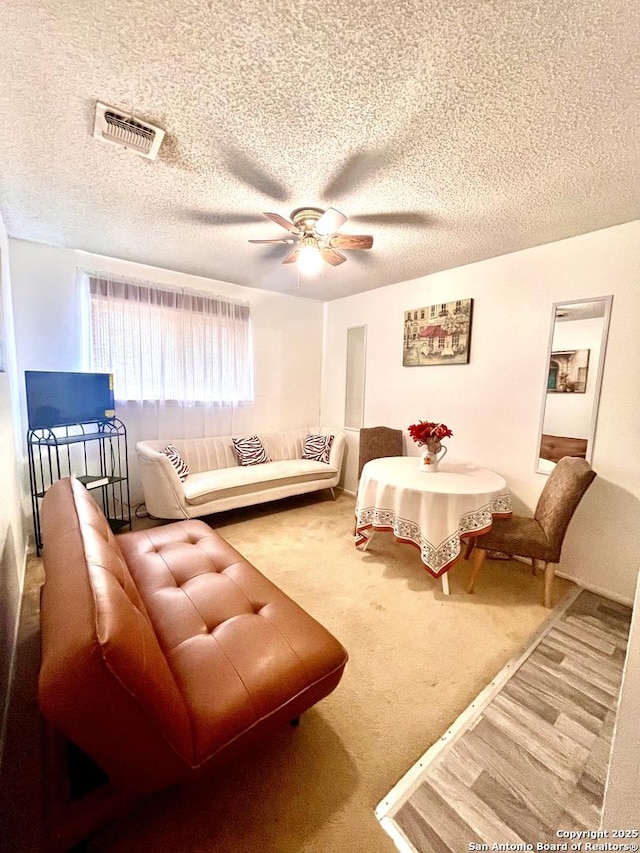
[385,590,632,851]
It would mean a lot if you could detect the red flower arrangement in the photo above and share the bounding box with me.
[408,420,453,450]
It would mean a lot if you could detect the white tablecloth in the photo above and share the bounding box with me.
[355,457,512,577]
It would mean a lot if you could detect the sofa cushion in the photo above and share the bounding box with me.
[163,444,190,481]
[183,459,337,506]
[302,433,334,464]
[232,435,271,466]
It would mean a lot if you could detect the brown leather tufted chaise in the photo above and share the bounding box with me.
[38,477,347,843]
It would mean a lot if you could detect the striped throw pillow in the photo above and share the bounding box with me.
[162,444,189,482]
[302,433,334,464]
[232,435,271,466]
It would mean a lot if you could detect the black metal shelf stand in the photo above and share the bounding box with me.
[27,418,131,555]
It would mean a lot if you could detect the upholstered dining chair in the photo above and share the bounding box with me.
[466,456,596,608]
[354,426,404,533]
[358,426,404,479]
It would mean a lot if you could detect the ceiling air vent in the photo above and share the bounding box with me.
[93,101,165,160]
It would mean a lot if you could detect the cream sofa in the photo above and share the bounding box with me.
[136,427,345,519]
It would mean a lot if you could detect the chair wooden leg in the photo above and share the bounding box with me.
[531,558,538,576]
[544,562,556,608]
[467,548,487,593]
[464,538,475,560]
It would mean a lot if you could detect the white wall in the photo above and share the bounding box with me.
[601,572,640,826]
[9,239,325,503]
[0,220,27,764]
[321,220,640,602]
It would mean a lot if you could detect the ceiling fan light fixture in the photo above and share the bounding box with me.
[249,206,373,274]
[297,237,323,276]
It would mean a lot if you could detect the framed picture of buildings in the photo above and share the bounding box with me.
[403,298,474,366]
[547,349,590,393]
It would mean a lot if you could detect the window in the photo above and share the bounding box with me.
[84,274,253,404]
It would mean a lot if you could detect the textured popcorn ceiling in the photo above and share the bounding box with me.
[0,1,639,301]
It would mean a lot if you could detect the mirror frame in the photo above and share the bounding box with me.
[536,295,613,473]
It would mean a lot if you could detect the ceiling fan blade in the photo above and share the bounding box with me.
[315,207,347,236]
[248,238,295,244]
[320,246,347,266]
[329,234,373,250]
[282,249,300,264]
[264,212,300,234]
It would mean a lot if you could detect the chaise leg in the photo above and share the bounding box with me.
[290,716,300,727]
[467,548,487,594]
[543,562,555,609]
[329,487,336,501]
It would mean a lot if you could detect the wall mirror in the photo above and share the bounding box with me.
[536,295,612,474]
[345,325,367,430]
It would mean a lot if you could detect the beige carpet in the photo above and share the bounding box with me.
[2,490,572,852]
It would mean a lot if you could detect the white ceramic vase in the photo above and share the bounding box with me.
[419,443,447,472]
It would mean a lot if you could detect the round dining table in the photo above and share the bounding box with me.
[355,457,512,594]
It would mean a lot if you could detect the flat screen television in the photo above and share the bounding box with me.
[25,371,116,430]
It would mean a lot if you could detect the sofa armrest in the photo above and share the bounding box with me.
[327,429,346,473]
[135,442,190,519]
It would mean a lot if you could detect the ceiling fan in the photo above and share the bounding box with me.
[249,207,373,275]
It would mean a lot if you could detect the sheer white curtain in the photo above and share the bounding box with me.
[78,271,256,500]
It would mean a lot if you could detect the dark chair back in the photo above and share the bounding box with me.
[534,456,596,561]
[358,427,403,478]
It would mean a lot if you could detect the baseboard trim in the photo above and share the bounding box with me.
[554,571,634,608]
[509,555,634,608]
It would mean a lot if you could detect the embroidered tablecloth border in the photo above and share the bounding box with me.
[355,494,512,577]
